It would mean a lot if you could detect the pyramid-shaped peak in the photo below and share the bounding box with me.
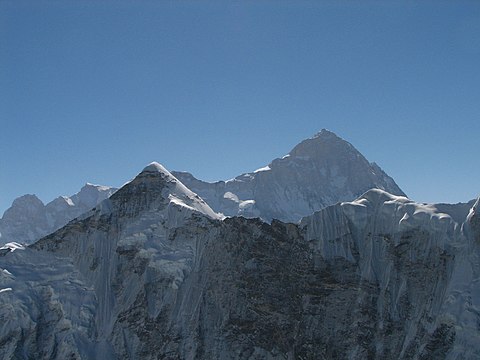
[289,129,356,158]
[111,161,221,220]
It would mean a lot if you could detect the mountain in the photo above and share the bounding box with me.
[0,130,402,246]
[0,183,117,246]
[0,162,479,359]
[173,129,405,222]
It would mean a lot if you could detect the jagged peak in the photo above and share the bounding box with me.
[9,194,45,210]
[312,128,340,139]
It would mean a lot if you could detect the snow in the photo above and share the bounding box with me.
[85,183,113,192]
[2,269,12,276]
[344,189,453,231]
[169,195,205,215]
[161,168,223,220]
[239,200,255,209]
[223,192,240,202]
[0,151,477,358]
[142,161,173,176]
[253,165,271,173]
[0,242,25,253]
[467,196,479,222]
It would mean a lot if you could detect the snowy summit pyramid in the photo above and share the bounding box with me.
[107,161,220,220]
[173,129,405,222]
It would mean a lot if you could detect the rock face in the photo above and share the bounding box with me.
[173,129,405,223]
[0,162,478,359]
[0,183,117,246]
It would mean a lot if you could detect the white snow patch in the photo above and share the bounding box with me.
[2,269,13,276]
[0,242,25,253]
[254,165,271,173]
[223,192,240,203]
[169,195,199,213]
[0,288,12,293]
[62,196,75,206]
[239,200,255,209]
[85,183,113,191]
[467,196,479,222]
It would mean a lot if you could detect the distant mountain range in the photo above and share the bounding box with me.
[0,184,117,246]
[0,130,404,245]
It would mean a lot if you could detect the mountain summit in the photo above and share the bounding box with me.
[173,130,405,222]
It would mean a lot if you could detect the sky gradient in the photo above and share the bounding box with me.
[1,1,479,214]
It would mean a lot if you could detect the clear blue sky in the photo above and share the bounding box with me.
[1,1,479,214]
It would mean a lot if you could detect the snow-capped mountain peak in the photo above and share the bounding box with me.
[141,161,172,175]
[124,161,221,220]
[173,130,405,222]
